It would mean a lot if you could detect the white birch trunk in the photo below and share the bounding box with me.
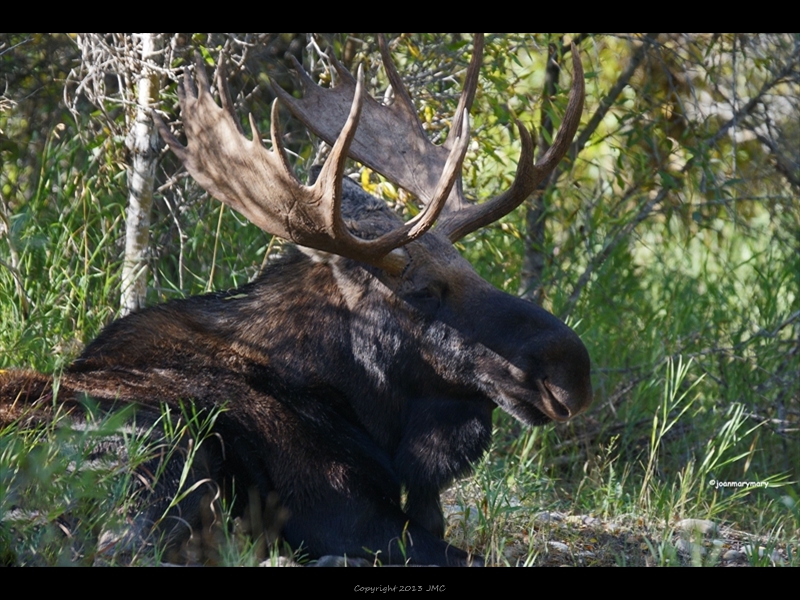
[120,33,163,315]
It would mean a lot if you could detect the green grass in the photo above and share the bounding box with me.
[1,399,145,566]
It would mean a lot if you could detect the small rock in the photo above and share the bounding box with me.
[547,541,569,552]
[675,538,706,556]
[741,544,760,557]
[722,549,746,562]
[307,555,373,567]
[535,511,564,523]
[259,556,300,567]
[675,518,717,536]
[444,504,479,527]
[741,545,784,565]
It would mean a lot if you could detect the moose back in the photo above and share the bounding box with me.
[0,35,589,566]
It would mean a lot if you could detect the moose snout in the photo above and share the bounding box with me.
[506,311,592,423]
[467,289,593,425]
[532,329,593,422]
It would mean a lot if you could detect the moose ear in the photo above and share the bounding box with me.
[298,244,409,275]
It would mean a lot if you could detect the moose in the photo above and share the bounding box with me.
[0,34,589,566]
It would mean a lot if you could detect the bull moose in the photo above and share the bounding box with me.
[0,34,589,566]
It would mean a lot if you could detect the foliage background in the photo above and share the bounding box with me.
[1,33,798,565]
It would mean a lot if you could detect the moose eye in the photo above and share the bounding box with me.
[405,285,446,316]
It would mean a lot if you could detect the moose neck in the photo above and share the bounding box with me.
[220,251,490,451]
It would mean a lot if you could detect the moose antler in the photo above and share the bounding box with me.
[154,54,470,272]
[274,34,585,242]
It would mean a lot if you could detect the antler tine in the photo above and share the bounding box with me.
[266,101,299,185]
[153,110,187,165]
[437,43,585,242]
[193,52,210,98]
[317,64,365,241]
[377,34,426,137]
[530,47,585,179]
[179,59,196,100]
[446,33,483,149]
[215,53,245,136]
[327,50,357,84]
[289,55,324,90]
[437,118,536,242]
[153,59,202,165]
[407,111,470,231]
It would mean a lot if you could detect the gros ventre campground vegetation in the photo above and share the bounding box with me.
[1,34,798,566]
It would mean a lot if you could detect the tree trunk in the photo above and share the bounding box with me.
[121,33,163,315]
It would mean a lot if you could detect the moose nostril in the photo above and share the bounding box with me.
[551,399,572,420]
[536,379,572,421]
